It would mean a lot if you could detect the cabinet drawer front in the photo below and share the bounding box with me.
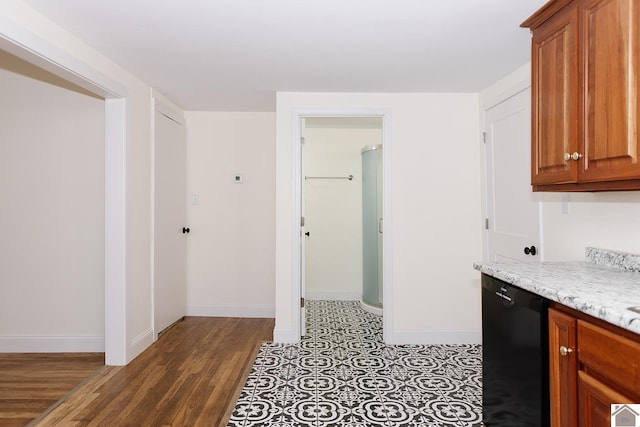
[577,320,640,396]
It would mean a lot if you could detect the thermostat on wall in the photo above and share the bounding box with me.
[233,174,243,184]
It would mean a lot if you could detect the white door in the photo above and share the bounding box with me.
[154,107,187,335]
[299,117,307,337]
[485,87,541,262]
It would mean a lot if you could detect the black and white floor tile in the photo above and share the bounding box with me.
[228,300,482,427]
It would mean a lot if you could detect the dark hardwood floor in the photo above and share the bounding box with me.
[28,317,274,426]
[0,352,105,427]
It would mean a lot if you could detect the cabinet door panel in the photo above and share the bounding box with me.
[549,308,578,427]
[580,0,640,181]
[578,371,633,427]
[531,4,579,185]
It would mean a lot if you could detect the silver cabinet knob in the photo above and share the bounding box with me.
[564,152,571,161]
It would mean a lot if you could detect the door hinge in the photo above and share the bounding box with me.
[485,218,489,230]
[300,136,305,145]
[482,132,487,144]
[301,216,305,227]
[300,297,305,308]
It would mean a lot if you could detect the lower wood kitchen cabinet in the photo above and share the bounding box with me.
[548,305,640,427]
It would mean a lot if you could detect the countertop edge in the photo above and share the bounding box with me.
[473,261,640,336]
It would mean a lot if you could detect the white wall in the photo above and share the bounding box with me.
[304,118,382,300]
[0,3,169,363]
[0,51,105,351]
[541,192,640,260]
[186,112,276,318]
[275,93,483,344]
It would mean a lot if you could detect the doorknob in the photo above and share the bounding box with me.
[524,245,537,256]
[304,231,310,237]
[182,227,190,234]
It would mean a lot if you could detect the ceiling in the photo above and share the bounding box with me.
[22,0,547,112]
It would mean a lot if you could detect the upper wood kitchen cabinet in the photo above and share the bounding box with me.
[522,0,640,191]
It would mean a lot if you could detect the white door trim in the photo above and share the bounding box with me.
[152,90,186,126]
[0,18,129,364]
[479,63,530,112]
[290,108,394,343]
[299,117,306,337]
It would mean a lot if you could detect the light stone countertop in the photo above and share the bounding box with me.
[473,248,640,335]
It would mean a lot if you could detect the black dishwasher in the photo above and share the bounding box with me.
[481,274,549,427]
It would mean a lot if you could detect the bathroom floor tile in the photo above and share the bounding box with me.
[227,300,482,427]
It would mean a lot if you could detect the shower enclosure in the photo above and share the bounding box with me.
[361,145,383,316]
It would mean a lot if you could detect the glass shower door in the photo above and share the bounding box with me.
[362,145,382,309]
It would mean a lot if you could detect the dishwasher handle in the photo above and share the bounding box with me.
[495,291,512,302]
[482,274,547,313]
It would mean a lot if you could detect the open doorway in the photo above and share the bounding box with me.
[1,23,129,365]
[295,112,391,341]
[0,49,107,425]
[0,50,106,349]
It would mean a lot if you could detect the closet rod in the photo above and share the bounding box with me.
[305,174,354,181]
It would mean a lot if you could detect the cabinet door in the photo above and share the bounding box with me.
[578,371,633,427]
[579,0,640,182]
[549,308,578,427]
[531,4,579,185]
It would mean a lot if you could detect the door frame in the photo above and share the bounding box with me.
[290,108,393,343]
[0,18,129,364]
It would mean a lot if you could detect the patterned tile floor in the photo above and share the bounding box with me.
[228,300,482,427]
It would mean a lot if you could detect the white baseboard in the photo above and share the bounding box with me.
[187,304,275,318]
[128,329,153,363]
[273,327,480,345]
[272,327,299,343]
[0,336,105,353]
[305,290,361,301]
[387,329,482,345]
